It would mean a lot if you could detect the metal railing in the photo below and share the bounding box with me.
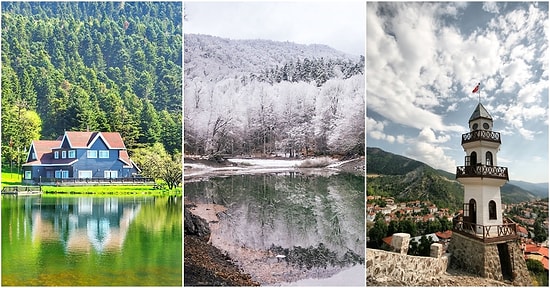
[29,177,154,185]
[462,130,501,144]
[453,217,518,243]
[456,165,509,180]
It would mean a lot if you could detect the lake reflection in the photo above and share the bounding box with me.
[185,172,365,285]
[2,196,182,286]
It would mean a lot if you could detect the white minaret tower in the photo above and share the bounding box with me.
[456,103,508,234]
[450,101,530,285]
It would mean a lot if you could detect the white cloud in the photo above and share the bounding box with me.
[482,2,500,14]
[406,141,456,173]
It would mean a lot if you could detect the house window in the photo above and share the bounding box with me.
[62,151,67,159]
[68,150,76,158]
[78,170,93,178]
[87,150,97,158]
[99,150,109,159]
[54,151,59,159]
[104,170,118,179]
[55,170,69,179]
[24,171,32,180]
[489,200,497,220]
[31,152,36,160]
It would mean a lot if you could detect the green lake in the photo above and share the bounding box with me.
[2,195,182,286]
[184,172,365,285]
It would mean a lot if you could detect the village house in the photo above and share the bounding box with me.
[22,131,141,184]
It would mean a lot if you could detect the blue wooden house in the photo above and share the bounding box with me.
[22,131,141,184]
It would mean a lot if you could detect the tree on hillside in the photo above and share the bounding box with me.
[132,143,182,189]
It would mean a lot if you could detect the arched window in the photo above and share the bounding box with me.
[489,200,497,220]
[486,151,493,166]
[470,151,477,166]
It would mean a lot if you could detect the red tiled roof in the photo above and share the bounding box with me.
[63,131,95,148]
[23,140,62,166]
[517,226,529,235]
[24,132,131,166]
[382,236,393,247]
[97,132,126,149]
[63,131,126,149]
[436,230,453,239]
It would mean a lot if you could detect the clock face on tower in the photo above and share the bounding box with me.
[483,123,490,130]
[473,123,478,130]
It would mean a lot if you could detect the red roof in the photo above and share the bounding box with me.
[24,140,62,166]
[382,236,393,247]
[435,230,453,239]
[63,131,126,149]
[23,131,132,167]
[529,246,549,258]
[517,226,529,235]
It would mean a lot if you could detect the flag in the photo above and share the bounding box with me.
[472,83,480,93]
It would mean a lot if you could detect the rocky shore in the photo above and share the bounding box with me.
[183,155,365,286]
[184,205,259,286]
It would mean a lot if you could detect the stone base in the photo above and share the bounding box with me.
[448,233,530,285]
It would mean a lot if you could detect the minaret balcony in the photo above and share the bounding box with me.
[461,130,501,145]
[456,165,509,181]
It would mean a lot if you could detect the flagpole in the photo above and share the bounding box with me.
[478,84,481,104]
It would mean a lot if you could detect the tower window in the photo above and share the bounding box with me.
[472,123,479,130]
[486,152,493,166]
[489,200,497,220]
[470,151,477,166]
[483,123,490,130]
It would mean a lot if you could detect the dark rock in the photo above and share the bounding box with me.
[184,207,211,240]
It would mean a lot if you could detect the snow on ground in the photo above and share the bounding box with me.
[226,158,304,167]
[184,157,362,181]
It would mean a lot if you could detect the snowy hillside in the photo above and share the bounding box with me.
[184,34,365,158]
[184,34,361,81]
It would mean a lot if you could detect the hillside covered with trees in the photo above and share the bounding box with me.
[184,34,365,157]
[1,2,182,169]
[367,147,540,208]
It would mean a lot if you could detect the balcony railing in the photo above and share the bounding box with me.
[452,217,518,243]
[456,165,509,180]
[462,130,501,145]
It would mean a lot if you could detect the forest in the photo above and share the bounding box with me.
[184,34,365,158]
[1,2,182,168]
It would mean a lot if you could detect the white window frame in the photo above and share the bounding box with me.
[68,150,76,158]
[32,152,36,160]
[99,150,109,159]
[104,170,118,179]
[54,151,59,159]
[62,150,67,159]
[55,170,69,179]
[24,171,32,180]
[78,170,93,178]
[87,150,97,158]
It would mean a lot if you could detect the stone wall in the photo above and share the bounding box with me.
[366,249,450,283]
[448,233,531,286]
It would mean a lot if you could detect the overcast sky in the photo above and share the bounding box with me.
[184,1,366,56]
[367,2,548,183]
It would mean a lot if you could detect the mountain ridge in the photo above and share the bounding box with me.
[367,147,544,207]
[184,33,362,81]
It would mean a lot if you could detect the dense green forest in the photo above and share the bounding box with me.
[1,2,182,166]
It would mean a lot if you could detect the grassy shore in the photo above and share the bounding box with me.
[1,169,181,196]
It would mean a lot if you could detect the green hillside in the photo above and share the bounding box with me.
[367,147,538,208]
[1,2,182,167]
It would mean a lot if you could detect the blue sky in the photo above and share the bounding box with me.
[367,2,549,183]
